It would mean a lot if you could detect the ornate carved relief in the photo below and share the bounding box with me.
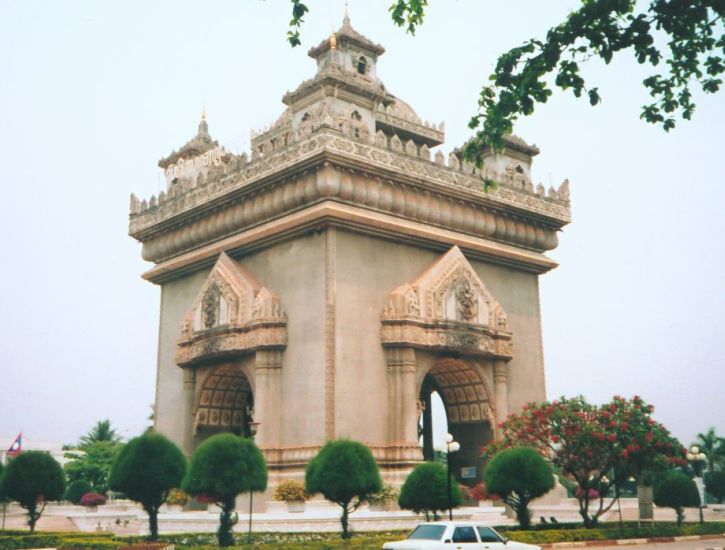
[382,246,513,359]
[176,252,287,367]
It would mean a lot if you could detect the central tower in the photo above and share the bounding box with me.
[129,16,571,486]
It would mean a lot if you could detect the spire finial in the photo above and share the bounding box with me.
[343,1,350,26]
[198,104,209,136]
[330,31,337,50]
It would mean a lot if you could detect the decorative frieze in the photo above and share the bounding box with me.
[129,124,570,247]
[382,246,514,359]
[176,253,287,367]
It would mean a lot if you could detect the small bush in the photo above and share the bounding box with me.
[65,479,94,504]
[706,471,725,503]
[483,447,554,529]
[165,488,189,506]
[367,481,399,506]
[398,462,462,520]
[80,492,107,506]
[0,451,66,532]
[653,471,700,526]
[274,480,308,502]
[305,439,381,539]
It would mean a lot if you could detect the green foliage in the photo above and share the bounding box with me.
[398,462,462,520]
[695,427,725,472]
[64,441,123,494]
[109,432,186,540]
[64,479,93,504]
[706,470,725,503]
[305,439,381,539]
[183,433,267,546]
[0,451,66,532]
[80,420,121,447]
[487,395,685,527]
[484,447,554,529]
[273,480,308,502]
[653,470,700,526]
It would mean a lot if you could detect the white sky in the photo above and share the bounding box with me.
[0,1,723,450]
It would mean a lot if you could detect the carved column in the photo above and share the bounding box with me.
[385,348,418,445]
[493,359,510,438]
[181,368,196,455]
[253,350,283,448]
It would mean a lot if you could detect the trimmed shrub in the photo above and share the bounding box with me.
[398,462,462,520]
[305,439,381,539]
[183,433,267,547]
[0,451,65,532]
[484,447,555,529]
[653,471,700,526]
[64,479,93,504]
[274,480,308,502]
[706,471,725,503]
[110,432,186,541]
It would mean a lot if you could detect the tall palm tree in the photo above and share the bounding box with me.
[694,428,725,473]
[80,420,121,448]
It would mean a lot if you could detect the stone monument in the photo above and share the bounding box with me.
[129,16,571,486]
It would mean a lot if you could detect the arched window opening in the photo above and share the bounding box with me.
[357,56,367,75]
[351,110,362,121]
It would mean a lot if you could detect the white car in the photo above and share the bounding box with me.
[382,521,541,550]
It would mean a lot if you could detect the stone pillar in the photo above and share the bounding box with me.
[181,368,196,455]
[254,349,283,448]
[493,359,509,438]
[385,348,418,445]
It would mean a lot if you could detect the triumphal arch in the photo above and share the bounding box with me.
[129,16,571,483]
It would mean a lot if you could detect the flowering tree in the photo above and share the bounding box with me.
[485,395,686,527]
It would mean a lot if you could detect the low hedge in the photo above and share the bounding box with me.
[2,522,724,549]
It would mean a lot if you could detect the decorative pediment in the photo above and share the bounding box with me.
[176,253,287,367]
[381,247,512,358]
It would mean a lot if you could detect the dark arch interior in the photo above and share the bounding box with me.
[419,361,494,483]
[194,363,254,446]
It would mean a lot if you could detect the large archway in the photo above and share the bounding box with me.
[193,363,255,446]
[419,359,494,482]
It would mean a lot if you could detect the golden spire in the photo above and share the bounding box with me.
[201,104,206,122]
[330,31,337,50]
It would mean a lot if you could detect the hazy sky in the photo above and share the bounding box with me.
[1,1,723,450]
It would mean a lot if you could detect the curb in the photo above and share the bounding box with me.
[541,533,725,548]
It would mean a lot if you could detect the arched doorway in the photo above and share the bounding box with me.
[193,363,255,446]
[419,359,494,482]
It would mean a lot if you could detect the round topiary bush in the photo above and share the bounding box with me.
[483,447,554,529]
[398,461,462,521]
[109,431,187,540]
[183,433,267,547]
[65,479,94,504]
[653,471,700,526]
[305,439,381,539]
[0,451,66,532]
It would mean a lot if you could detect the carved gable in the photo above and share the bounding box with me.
[382,247,512,358]
[176,252,286,367]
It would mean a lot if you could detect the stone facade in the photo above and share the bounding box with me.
[129,16,570,486]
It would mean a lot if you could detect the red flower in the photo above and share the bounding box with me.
[607,433,617,443]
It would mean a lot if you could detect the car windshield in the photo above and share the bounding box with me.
[407,525,446,540]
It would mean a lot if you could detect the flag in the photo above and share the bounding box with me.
[7,433,21,457]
